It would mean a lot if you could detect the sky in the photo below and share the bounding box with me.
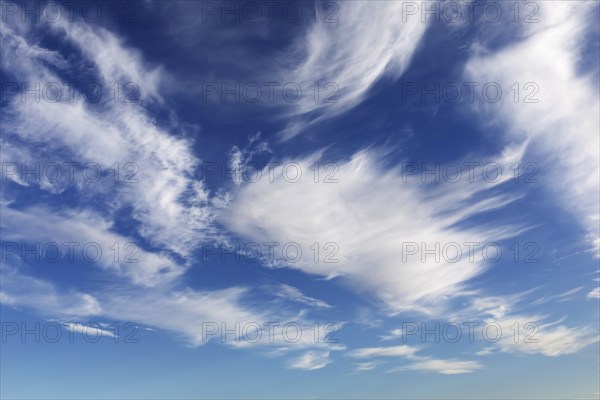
[0,0,599,399]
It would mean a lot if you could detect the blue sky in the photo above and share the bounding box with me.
[0,1,599,399]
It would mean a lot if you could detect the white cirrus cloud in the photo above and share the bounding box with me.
[276,0,428,139]
[349,345,480,375]
[221,145,528,315]
[270,283,332,309]
[464,1,600,256]
[353,361,380,372]
[63,322,116,338]
[0,204,184,287]
[379,328,404,342]
[349,345,419,359]
[391,358,482,375]
[0,6,346,369]
[1,14,213,258]
[0,266,102,318]
[287,350,332,371]
[454,294,599,357]
[587,288,600,300]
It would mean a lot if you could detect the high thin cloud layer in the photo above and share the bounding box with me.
[1,204,183,286]
[1,1,598,384]
[221,145,527,315]
[465,1,600,256]
[1,17,212,258]
[277,1,428,139]
[0,6,342,369]
[349,345,481,375]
